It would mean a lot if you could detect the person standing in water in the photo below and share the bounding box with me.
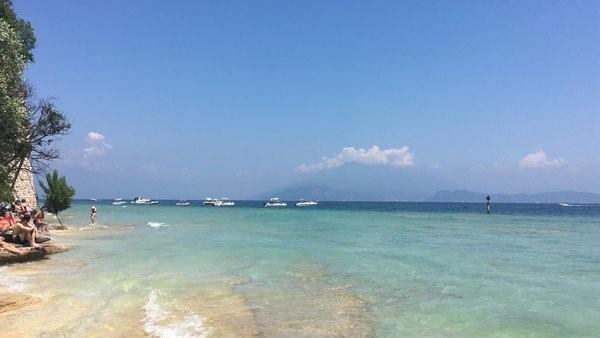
[486,195,491,214]
[90,206,97,224]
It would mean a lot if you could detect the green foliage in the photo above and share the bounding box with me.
[0,1,31,176]
[0,1,70,192]
[0,165,13,202]
[0,0,35,62]
[39,170,75,225]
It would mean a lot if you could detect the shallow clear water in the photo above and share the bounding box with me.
[2,201,600,337]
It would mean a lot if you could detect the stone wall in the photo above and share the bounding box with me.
[12,158,37,208]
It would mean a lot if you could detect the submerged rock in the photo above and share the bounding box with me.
[0,292,42,314]
[49,223,68,230]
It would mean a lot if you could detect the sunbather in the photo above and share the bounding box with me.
[13,214,40,248]
[0,208,16,233]
[34,207,49,233]
[0,237,24,256]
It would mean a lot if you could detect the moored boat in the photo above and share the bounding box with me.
[264,197,287,208]
[203,198,235,207]
[112,198,127,205]
[295,200,318,207]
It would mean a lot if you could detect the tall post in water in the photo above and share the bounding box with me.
[486,195,491,214]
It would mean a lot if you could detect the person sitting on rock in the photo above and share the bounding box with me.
[13,200,21,214]
[13,214,40,248]
[20,199,32,216]
[33,207,49,234]
[0,207,16,233]
[0,236,24,256]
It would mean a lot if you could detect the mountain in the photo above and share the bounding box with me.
[249,184,366,201]
[424,190,600,203]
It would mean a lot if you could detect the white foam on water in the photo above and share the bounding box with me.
[147,222,171,229]
[143,289,210,338]
[0,266,27,292]
[79,223,109,231]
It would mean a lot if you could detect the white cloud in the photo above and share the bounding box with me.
[519,150,565,168]
[86,131,105,142]
[83,131,112,158]
[298,145,415,172]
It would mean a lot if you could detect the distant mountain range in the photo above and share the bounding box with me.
[424,190,600,203]
[251,185,600,203]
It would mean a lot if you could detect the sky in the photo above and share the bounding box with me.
[14,0,600,199]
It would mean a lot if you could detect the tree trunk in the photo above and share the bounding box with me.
[55,213,64,227]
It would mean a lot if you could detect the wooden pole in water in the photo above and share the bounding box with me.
[486,195,491,214]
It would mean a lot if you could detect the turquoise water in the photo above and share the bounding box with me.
[2,201,600,336]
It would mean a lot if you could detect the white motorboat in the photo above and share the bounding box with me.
[112,198,127,205]
[131,197,152,204]
[295,200,318,207]
[203,198,235,207]
[219,198,235,206]
[264,197,287,208]
[176,200,191,206]
[203,198,219,206]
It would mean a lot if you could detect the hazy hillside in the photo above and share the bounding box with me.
[424,190,600,203]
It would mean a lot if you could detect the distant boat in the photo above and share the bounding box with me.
[112,198,127,205]
[559,203,570,207]
[90,198,98,202]
[264,197,287,208]
[295,200,318,207]
[176,200,191,206]
[219,198,235,206]
[203,198,234,207]
[131,197,158,205]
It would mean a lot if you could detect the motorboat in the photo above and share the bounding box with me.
[203,198,219,206]
[131,197,152,205]
[176,200,191,206]
[295,200,318,207]
[264,197,287,208]
[112,198,127,205]
[219,198,235,206]
[203,198,235,207]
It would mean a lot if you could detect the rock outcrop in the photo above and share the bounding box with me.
[0,243,69,265]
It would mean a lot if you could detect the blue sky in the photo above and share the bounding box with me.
[15,0,600,199]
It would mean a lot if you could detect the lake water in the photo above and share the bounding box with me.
[1,201,599,337]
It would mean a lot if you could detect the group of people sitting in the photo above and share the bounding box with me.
[0,199,50,256]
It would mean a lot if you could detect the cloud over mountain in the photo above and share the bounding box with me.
[519,150,564,168]
[298,145,414,172]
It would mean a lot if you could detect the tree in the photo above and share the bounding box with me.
[0,1,69,200]
[0,166,13,202]
[0,0,35,199]
[8,86,71,189]
[39,170,75,226]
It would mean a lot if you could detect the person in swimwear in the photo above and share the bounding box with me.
[0,237,24,255]
[0,207,16,233]
[33,207,49,233]
[13,214,40,248]
[90,206,97,224]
